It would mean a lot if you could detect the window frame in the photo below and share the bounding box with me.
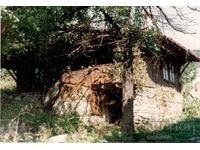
[162,63,176,84]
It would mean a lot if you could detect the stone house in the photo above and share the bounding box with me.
[43,35,200,129]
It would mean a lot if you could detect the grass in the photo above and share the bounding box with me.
[0,98,82,142]
[1,97,200,142]
[135,117,200,143]
[94,117,200,143]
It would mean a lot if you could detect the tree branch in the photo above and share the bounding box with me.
[156,6,194,34]
[187,6,200,12]
[99,7,121,33]
[7,69,17,82]
[141,6,159,29]
[60,6,89,23]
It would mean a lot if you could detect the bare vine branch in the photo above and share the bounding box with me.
[156,6,192,34]
[187,6,200,12]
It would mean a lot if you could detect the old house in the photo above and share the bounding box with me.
[42,33,200,129]
[2,28,199,128]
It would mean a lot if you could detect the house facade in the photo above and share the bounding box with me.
[43,36,200,129]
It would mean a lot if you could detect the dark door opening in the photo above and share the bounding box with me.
[104,91,122,124]
[91,84,122,124]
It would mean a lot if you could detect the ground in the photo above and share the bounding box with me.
[0,69,200,143]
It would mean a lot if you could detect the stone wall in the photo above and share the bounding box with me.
[133,58,182,129]
[134,86,182,130]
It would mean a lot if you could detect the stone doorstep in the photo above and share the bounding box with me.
[12,92,42,101]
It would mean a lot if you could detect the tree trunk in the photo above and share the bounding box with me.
[121,37,135,137]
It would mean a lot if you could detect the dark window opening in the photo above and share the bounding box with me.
[71,46,115,71]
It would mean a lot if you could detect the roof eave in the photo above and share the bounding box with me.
[162,36,200,62]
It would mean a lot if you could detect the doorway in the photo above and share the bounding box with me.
[92,84,122,124]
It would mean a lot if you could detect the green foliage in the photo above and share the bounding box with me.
[142,28,161,56]
[134,7,145,31]
[84,124,96,133]
[110,6,161,62]
[19,112,81,135]
[1,87,16,96]
[49,112,80,135]
[134,7,161,55]
[1,6,93,90]
[1,97,81,139]
[1,6,90,65]
[181,62,200,85]
[1,100,23,120]
[1,6,162,80]
[135,117,200,143]
[182,87,200,117]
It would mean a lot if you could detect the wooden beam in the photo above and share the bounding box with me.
[180,62,190,75]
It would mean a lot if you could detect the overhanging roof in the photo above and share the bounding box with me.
[161,36,200,62]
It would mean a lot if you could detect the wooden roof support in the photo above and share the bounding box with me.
[180,62,190,75]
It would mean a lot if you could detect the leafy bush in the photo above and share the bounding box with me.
[0,97,82,142]
[49,112,81,135]
[183,95,200,118]
[19,111,81,135]
[181,62,200,86]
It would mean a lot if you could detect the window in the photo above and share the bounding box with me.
[163,64,169,81]
[162,63,176,83]
[169,64,175,83]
